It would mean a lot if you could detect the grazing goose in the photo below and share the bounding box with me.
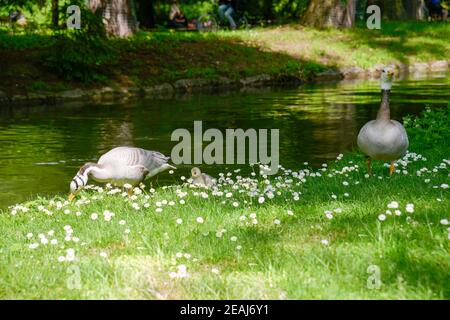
[357,67,409,176]
[191,167,216,187]
[69,146,175,200]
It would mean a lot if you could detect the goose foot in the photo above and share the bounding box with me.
[127,188,134,197]
[366,157,372,176]
[389,162,395,176]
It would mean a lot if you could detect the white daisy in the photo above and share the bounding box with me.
[387,201,399,209]
[211,268,219,274]
[196,217,204,224]
[406,203,414,213]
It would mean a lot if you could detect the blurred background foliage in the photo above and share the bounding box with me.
[0,0,312,28]
[1,0,441,30]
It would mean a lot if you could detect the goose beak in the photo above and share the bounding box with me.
[68,193,76,201]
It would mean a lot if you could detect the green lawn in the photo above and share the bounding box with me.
[238,21,450,68]
[0,106,449,299]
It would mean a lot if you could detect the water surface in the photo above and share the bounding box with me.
[1,72,449,208]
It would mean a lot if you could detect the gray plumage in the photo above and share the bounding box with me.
[70,146,175,194]
[357,118,409,161]
[191,167,216,187]
[98,147,173,179]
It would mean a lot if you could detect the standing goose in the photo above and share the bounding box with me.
[191,167,216,187]
[69,146,175,200]
[357,67,409,176]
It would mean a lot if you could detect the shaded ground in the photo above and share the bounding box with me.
[0,22,449,97]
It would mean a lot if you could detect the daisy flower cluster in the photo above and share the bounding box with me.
[169,264,189,279]
[378,201,415,222]
[10,204,30,215]
[26,225,84,263]
[7,146,448,283]
[324,207,343,220]
[58,248,76,262]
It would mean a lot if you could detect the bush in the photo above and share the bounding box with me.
[45,34,115,82]
[272,0,310,21]
[44,5,116,82]
[403,104,450,149]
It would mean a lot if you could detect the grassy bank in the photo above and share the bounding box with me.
[1,21,449,96]
[0,106,449,299]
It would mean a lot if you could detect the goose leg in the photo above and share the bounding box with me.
[389,161,395,176]
[366,157,372,176]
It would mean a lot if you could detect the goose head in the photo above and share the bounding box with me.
[191,167,202,178]
[68,163,94,200]
[380,67,394,90]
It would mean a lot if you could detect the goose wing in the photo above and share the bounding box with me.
[98,147,173,176]
[202,173,216,187]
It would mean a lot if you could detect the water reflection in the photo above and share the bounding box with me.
[0,72,449,208]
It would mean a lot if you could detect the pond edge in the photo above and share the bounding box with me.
[0,60,448,106]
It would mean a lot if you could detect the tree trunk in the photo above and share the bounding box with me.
[135,0,155,29]
[262,0,274,21]
[403,0,427,20]
[301,0,356,28]
[86,0,137,37]
[366,0,407,20]
[51,0,59,28]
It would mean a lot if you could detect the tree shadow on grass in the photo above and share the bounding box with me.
[344,21,450,65]
[112,30,330,87]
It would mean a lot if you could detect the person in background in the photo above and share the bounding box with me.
[218,0,236,30]
[169,0,188,29]
[9,10,27,26]
[442,0,449,20]
[427,0,444,20]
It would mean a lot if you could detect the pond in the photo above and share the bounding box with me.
[1,72,449,209]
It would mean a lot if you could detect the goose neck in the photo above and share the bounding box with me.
[376,89,390,122]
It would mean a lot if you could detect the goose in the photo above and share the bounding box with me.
[69,146,175,200]
[357,67,409,176]
[191,167,216,187]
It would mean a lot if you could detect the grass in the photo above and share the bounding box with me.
[0,106,449,299]
[247,21,450,68]
[0,21,449,96]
